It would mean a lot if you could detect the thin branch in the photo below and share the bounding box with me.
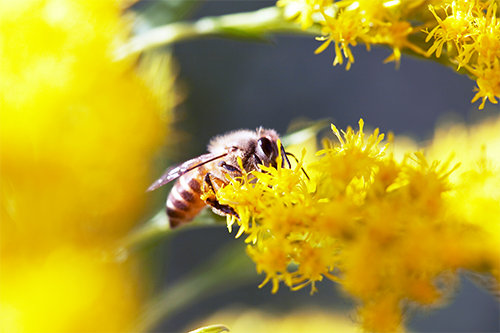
[115,6,320,60]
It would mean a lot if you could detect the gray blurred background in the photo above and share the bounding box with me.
[143,1,500,332]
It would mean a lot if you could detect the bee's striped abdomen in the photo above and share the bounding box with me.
[166,170,206,227]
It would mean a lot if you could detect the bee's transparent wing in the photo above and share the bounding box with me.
[146,152,229,192]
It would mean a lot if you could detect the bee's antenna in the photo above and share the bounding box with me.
[280,144,292,169]
[285,151,310,180]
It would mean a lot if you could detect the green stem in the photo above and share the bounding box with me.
[116,6,320,60]
[129,241,259,332]
[119,209,172,250]
[114,208,224,260]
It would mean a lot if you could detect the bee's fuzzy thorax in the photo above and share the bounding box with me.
[207,128,280,154]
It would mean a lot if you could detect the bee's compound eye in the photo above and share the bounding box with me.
[258,137,274,158]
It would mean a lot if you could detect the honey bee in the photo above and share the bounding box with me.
[147,128,293,228]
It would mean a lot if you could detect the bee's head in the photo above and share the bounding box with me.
[255,128,287,169]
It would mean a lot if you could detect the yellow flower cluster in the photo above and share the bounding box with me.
[427,116,500,251]
[278,0,429,69]
[426,0,500,109]
[278,0,500,109]
[1,0,172,331]
[217,118,499,332]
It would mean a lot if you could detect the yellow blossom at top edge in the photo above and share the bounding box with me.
[316,6,369,70]
[425,1,476,58]
[280,0,432,70]
[458,1,500,68]
[425,0,500,108]
[278,0,499,109]
[277,0,335,30]
[468,58,500,109]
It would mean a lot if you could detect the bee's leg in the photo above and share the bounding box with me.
[218,161,242,174]
[203,172,219,194]
[203,173,240,219]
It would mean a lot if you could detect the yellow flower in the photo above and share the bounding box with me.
[278,0,499,108]
[1,247,139,332]
[277,0,335,30]
[463,1,500,67]
[1,0,173,331]
[1,0,170,249]
[425,0,500,109]
[315,4,371,70]
[469,59,500,109]
[425,1,476,58]
[217,118,500,332]
[282,0,428,70]
[375,20,428,68]
[427,116,500,247]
